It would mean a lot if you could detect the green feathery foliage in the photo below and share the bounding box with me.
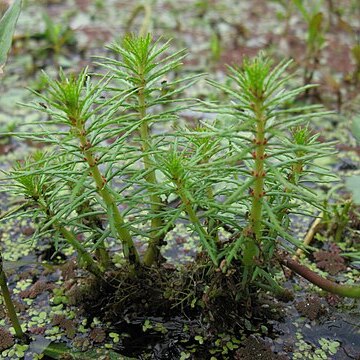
[1,35,359,298]
[96,34,202,265]
[2,34,200,272]
[156,54,337,291]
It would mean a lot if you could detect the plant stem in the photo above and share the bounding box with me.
[78,131,140,266]
[57,225,103,277]
[249,101,266,243]
[280,254,360,298]
[137,75,165,267]
[126,2,152,37]
[242,101,267,272]
[37,197,103,276]
[75,198,110,269]
[243,100,267,266]
[294,214,322,260]
[0,253,25,339]
[334,200,351,243]
[176,184,218,265]
[200,154,219,243]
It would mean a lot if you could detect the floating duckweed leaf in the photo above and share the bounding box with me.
[19,280,54,299]
[52,314,77,339]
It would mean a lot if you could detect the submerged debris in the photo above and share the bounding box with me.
[0,327,14,351]
[234,336,288,360]
[89,327,106,343]
[63,261,290,358]
[295,295,326,321]
[52,314,77,339]
[314,244,347,275]
[19,279,55,299]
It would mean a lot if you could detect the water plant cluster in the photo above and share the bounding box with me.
[0,36,337,282]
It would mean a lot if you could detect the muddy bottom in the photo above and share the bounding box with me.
[58,256,359,360]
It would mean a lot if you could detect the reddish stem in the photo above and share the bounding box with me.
[280,255,360,298]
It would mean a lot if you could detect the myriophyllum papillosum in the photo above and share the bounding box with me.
[2,35,359,303]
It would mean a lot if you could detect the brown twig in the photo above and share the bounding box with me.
[280,253,360,298]
[293,212,323,260]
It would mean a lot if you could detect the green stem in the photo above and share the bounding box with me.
[78,132,140,266]
[0,254,25,339]
[137,76,165,267]
[36,196,103,276]
[96,246,110,269]
[177,184,218,266]
[242,101,267,272]
[57,225,103,277]
[334,222,346,243]
[334,201,351,243]
[249,102,266,243]
[75,199,110,269]
[201,155,219,243]
[126,2,152,37]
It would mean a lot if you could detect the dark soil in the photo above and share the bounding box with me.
[65,259,292,359]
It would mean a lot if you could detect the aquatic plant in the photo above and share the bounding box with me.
[0,0,25,340]
[41,12,75,59]
[0,253,25,339]
[3,34,200,274]
[1,34,360,299]
[293,0,326,87]
[168,54,359,297]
